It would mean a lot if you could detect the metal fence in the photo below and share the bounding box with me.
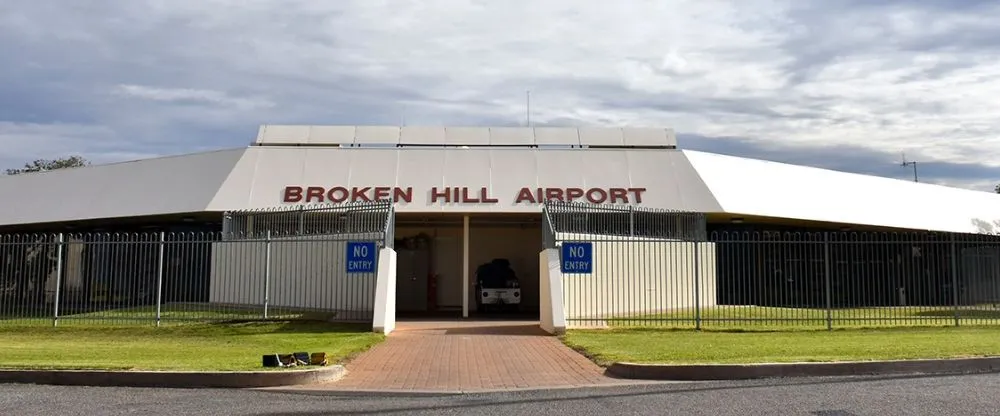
[223,201,395,246]
[542,201,708,247]
[0,202,394,326]
[544,202,1000,330]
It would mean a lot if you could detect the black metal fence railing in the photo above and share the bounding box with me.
[1,201,395,327]
[556,230,1000,330]
[222,200,395,248]
[543,201,1000,330]
[542,201,708,245]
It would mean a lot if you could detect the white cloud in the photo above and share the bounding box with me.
[113,85,274,110]
[2,0,1000,190]
[0,122,115,160]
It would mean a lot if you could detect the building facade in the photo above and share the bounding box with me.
[3,125,1000,324]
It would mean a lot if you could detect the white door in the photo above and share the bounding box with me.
[396,249,429,312]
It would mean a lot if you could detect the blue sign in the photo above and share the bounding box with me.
[560,242,593,274]
[346,242,377,273]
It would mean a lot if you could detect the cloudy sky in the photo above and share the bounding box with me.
[2,0,1000,191]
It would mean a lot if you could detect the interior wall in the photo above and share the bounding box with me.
[395,225,464,312]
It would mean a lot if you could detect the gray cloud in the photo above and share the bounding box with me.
[2,0,1000,192]
[679,133,1000,192]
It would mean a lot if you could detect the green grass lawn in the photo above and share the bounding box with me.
[0,321,384,371]
[594,305,1000,331]
[562,326,1000,366]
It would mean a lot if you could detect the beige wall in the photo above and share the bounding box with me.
[558,233,717,327]
[394,226,463,310]
[208,234,379,316]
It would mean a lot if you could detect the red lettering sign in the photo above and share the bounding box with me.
[283,186,304,203]
[281,186,646,205]
[282,186,414,203]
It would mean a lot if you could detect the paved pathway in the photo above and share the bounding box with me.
[292,320,626,393]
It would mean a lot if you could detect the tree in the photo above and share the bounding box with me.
[5,156,90,175]
[995,184,1000,194]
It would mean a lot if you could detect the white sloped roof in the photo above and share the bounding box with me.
[3,123,1000,234]
[683,149,1000,234]
[205,146,721,214]
[0,148,246,227]
[0,139,717,227]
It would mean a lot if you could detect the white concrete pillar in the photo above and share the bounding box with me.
[462,215,470,318]
[373,247,397,335]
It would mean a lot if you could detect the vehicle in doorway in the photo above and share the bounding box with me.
[474,258,520,313]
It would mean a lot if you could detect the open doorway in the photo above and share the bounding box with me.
[393,213,542,320]
[467,214,542,320]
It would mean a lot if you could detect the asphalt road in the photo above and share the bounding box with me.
[2,373,998,415]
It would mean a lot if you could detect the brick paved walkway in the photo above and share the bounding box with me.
[292,320,625,393]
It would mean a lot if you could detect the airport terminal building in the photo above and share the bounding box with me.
[3,125,1000,328]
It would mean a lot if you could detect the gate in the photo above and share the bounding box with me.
[541,201,709,328]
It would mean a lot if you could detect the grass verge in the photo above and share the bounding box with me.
[0,321,384,371]
[598,305,1000,331]
[561,326,1000,366]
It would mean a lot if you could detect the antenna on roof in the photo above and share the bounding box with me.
[900,152,919,182]
[525,90,531,127]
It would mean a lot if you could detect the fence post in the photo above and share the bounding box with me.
[263,230,272,319]
[155,231,165,327]
[52,233,65,327]
[693,241,702,330]
[950,234,959,327]
[298,205,305,235]
[628,205,635,236]
[824,232,832,331]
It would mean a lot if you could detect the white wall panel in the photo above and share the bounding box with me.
[535,151,585,202]
[354,126,400,145]
[348,150,400,199]
[395,149,446,211]
[490,149,539,210]
[489,127,534,146]
[441,148,493,212]
[579,127,624,147]
[240,148,309,208]
[445,127,490,145]
[533,127,580,146]
[308,125,356,145]
[579,151,634,203]
[255,125,309,145]
[400,126,446,145]
[623,127,676,147]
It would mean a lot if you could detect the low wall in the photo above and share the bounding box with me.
[557,233,718,327]
[208,234,380,319]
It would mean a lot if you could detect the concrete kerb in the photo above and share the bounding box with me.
[606,356,1000,381]
[0,365,346,389]
[259,380,676,397]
